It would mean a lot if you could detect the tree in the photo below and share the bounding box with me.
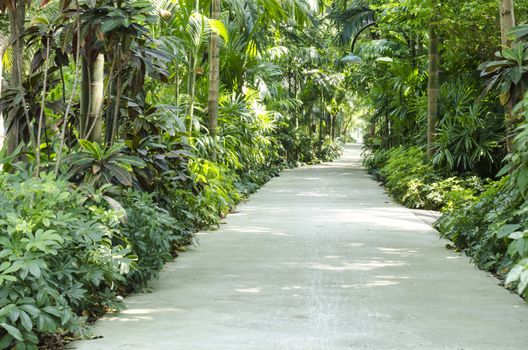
[6,0,26,152]
[427,26,439,159]
[207,0,220,160]
[0,34,6,150]
[501,0,516,47]
[500,0,516,151]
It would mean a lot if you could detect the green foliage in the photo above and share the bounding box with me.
[119,190,190,291]
[351,0,528,303]
[479,44,528,108]
[365,146,486,211]
[64,140,145,187]
[0,173,133,349]
[430,78,504,175]
[436,178,517,273]
[500,123,528,196]
[0,0,351,346]
[0,170,204,348]
[377,146,433,207]
[187,158,240,227]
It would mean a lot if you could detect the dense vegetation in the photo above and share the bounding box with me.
[357,0,528,302]
[0,0,357,348]
[4,0,528,347]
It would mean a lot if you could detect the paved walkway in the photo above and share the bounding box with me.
[73,145,527,350]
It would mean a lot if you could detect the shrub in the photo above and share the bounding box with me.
[119,190,190,291]
[436,176,528,300]
[364,146,486,211]
[380,147,435,203]
[0,173,134,349]
[0,173,197,349]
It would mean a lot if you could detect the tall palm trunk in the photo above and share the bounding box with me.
[207,0,220,161]
[500,0,516,152]
[80,53,104,143]
[187,55,198,139]
[0,35,7,150]
[7,1,25,152]
[427,26,439,160]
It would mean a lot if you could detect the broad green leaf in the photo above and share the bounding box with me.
[0,323,23,341]
[497,224,521,239]
[19,311,32,331]
[509,66,522,85]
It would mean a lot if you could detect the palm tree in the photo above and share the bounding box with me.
[0,23,7,150]
[207,0,220,160]
[500,0,516,151]
[4,0,26,152]
[427,26,439,159]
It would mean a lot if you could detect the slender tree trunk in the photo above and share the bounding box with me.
[331,114,335,140]
[187,56,198,138]
[500,0,516,152]
[55,8,82,175]
[7,1,26,152]
[35,36,51,177]
[175,58,180,115]
[427,26,439,160]
[111,56,122,144]
[319,94,324,142]
[0,35,7,150]
[207,0,220,160]
[369,119,376,139]
[80,57,90,138]
[500,0,515,47]
[88,53,104,142]
[106,51,121,145]
[80,54,104,142]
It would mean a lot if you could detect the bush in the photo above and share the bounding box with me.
[0,172,197,349]
[435,178,514,270]
[364,146,486,211]
[436,176,528,300]
[0,173,133,349]
[378,146,436,207]
[119,190,190,291]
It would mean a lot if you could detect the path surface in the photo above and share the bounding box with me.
[73,145,527,350]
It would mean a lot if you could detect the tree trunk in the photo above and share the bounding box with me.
[0,35,7,150]
[106,51,122,145]
[427,26,439,160]
[207,0,220,161]
[500,0,515,47]
[500,0,516,152]
[80,56,90,138]
[175,58,180,114]
[7,1,26,153]
[35,37,51,177]
[187,55,197,139]
[80,53,104,142]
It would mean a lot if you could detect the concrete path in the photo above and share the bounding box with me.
[73,145,527,350]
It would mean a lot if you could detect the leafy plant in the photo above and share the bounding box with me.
[119,190,191,291]
[64,140,145,187]
[0,172,135,349]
